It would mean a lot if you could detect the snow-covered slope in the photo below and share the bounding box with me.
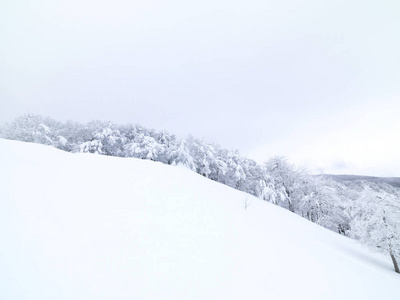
[0,139,399,299]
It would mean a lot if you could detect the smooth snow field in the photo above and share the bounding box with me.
[0,138,399,299]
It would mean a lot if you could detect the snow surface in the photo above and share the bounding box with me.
[0,138,399,299]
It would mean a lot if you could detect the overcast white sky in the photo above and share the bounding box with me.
[1,0,400,176]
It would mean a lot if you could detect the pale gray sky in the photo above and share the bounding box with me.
[1,0,400,176]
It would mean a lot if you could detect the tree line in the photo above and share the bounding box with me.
[1,114,399,273]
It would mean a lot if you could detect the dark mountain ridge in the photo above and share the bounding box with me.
[325,174,400,188]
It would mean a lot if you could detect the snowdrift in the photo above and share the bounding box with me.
[0,138,399,299]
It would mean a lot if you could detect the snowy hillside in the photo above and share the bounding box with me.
[1,139,399,299]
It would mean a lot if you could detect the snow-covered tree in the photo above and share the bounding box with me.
[265,156,303,211]
[255,176,277,202]
[95,127,125,157]
[79,140,103,154]
[297,176,351,234]
[124,133,166,161]
[186,137,220,179]
[350,183,400,273]
[222,150,247,190]
[153,131,178,164]
[169,141,197,171]
[1,114,55,145]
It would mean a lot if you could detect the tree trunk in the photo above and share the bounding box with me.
[390,252,400,274]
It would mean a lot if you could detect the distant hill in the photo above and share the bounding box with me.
[325,174,400,188]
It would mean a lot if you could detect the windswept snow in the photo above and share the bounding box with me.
[0,139,399,299]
